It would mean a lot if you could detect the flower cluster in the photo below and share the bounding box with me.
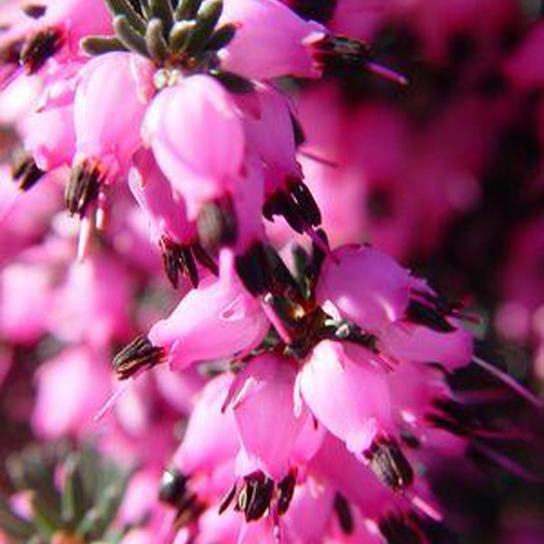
[0,1,542,544]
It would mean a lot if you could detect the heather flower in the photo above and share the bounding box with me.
[21,103,76,171]
[49,251,135,347]
[69,51,150,216]
[299,340,393,457]
[113,250,269,379]
[142,73,244,221]
[32,346,111,438]
[219,0,326,80]
[3,0,111,76]
[0,258,55,344]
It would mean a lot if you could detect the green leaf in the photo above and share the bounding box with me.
[105,0,147,33]
[80,35,127,56]
[205,23,236,51]
[150,0,175,34]
[146,19,169,62]
[114,15,149,57]
[175,0,204,20]
[185,0,223,54]
[61,454,88,530]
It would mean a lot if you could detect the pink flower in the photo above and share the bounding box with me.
[382,320,473,370]
[129,151,195,247]
[17,0,112,73]
[230,354,307,480]
[0,259,54,344]
[145,251,269,372]
[21,104,76,171]
[317,245,412,332]
[172,373,239,475]
[299,341,392,457]
[239,84,303,209]
[219,0,326,80]
[73,52,150,185]
[32,346,111,438]
[49,252,135,347]
[143,74,245,220]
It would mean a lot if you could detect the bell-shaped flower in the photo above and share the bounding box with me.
[231,354,307,480]
[147,251,269,371]
[0,259,54,344]
[299,341,393,457]
[143,74,245,220]
[73,52,150,181]
[219,0,326,80]
[21,104,75,171]
[38,0,112,58]
[317,245,412,333]
[173,373,239,476]
[129,150,195,246]
[32,346,111,438]
[10,0,111,76]
[381,320,473,371]
[283,483,335,544]
[240,84,301,194]
[49,252,135,347]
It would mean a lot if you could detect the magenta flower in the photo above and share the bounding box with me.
[219,0,325,80]
[143,74,245,221]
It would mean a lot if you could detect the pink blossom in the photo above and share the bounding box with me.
[73,52,150,183]
[49,252,135,347]
[143,74,245,220]
[219,0,326,80]
[0,259,54,344]
[148,251,269,371]
[317,245,412,332]
[21,104,76,171]
[129,151,195,246]
[32,346,111,438]
[231,354,306,480]
[240,84,301,194]
[299,341,392,457]
[172,373,239,475]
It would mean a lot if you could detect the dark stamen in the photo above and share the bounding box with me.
[334,493,354,535]
[0,39,24,66]
[11,153,45,191]
[290,0,336,24]
[406,299,456,333]
[314,35,372,73]
[365,436,414,492]
[379,513,426,544]
[263,190,306,233]
[288,179,322,227]
[277,470,297,515]
[159,468,188,506]
[65,160,103,217]
[235,241,270,296]
[20,26,64,73]
[218,482,237,515]
[22,4,47,18]
[191,241,219,276]
[197,196,238,254]
[174,492,206,529]
[236,471,274,522]
[159,237,201,288]
[113,335,167,380]
[160,236,183,289]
